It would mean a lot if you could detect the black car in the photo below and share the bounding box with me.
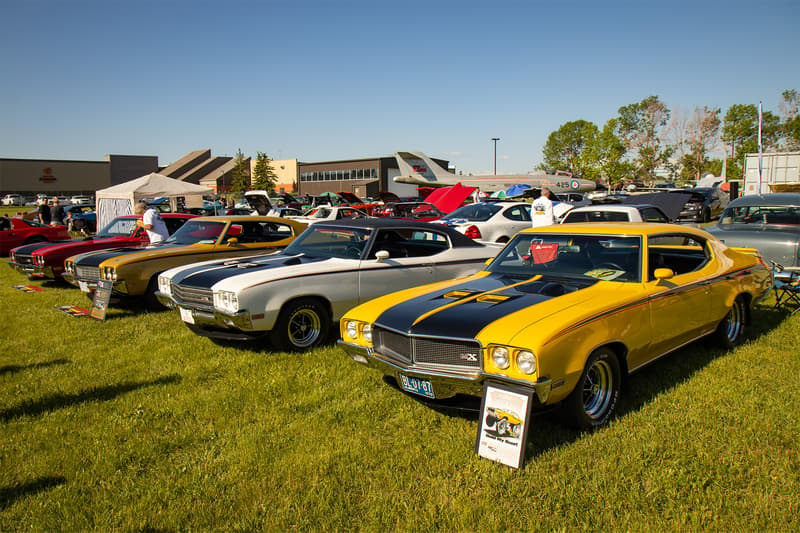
[677,187,728,223]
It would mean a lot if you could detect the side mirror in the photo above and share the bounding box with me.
[375,250,390,261]
[654,268,674,281]
[227,237,239,246]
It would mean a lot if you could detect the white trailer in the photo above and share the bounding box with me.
[743,151,800,195]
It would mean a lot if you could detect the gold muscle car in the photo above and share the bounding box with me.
[339,223,771,431]
[63,216,307,308]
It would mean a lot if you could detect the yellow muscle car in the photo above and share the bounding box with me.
[63,216,307,308]
[339,223,771,431]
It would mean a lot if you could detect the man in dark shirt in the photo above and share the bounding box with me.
[49,198,66,226]
[38,199,52,224]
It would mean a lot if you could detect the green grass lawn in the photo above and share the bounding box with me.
[1,227,799,531]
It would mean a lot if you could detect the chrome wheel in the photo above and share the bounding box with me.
[582,358,615,421]
[287,307,322,348]
[716,296,746,348]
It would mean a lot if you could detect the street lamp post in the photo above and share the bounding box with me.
[491,137,500,175]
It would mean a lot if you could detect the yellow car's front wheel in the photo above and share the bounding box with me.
[562,347,621,430]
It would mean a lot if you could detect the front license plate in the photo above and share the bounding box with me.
[179,307,195,324]
[78,281,90,293]
[400,374,435,399]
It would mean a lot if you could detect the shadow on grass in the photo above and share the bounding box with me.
[384,302,789,460]
[0,358,70,376]
[0,476,66,511]
[0,374,181,422]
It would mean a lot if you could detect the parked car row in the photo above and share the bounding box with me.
[8,191,794,447]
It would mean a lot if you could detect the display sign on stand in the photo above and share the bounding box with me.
[90,280,113,320]
[475,382,535,469]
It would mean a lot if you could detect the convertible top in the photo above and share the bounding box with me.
[316,217,485,247]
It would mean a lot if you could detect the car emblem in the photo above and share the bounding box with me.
[460,352,479,362]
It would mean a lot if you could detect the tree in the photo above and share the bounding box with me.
[779,89,800,150]
[721,104,781,179]
[616,96,674,185]
[586,118,631,189]
[539,120,599,178]
[229,149,250,196]
[252,152,278,193]
[679,106,721,182]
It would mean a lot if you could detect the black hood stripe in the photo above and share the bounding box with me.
[72,247,153,266]
[375,274,596,339]
[175,253,313,286]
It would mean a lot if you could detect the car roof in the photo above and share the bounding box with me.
[189,215,304,224]
[727,193,800,207]
[565,204,657,213]
[315,217,485,247]
[520,222,710,238]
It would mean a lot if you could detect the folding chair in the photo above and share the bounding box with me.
[772,262,800,316]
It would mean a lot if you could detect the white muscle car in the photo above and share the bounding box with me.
[156,218,503,351]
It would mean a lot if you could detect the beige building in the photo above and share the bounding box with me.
[249,158,298,194]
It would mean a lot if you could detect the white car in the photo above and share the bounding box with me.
[560,204,670,223]
[2,194,25,206]
[434,201,534,243]
[156,218,503,351]
[70,195,93,205]
[289,205,372,225]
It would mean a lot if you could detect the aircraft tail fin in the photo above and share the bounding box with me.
[394,151,455,185]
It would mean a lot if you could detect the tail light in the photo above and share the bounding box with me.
[464,225,482,239]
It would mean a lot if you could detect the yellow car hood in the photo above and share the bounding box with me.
[369,272,640,348]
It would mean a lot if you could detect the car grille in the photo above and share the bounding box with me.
[75,265,100,281]
[13,253,34,266]
[373,326,482,371]
[171,283,214,310]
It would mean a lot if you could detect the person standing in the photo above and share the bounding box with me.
[38,198,52,225]
[134,201,169,243]
[531,187,555,227]
[49,198,66,226]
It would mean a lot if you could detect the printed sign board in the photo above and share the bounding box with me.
[90,279,113,320]
[475,382,534,469]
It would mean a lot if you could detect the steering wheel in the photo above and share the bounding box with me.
[344,246,362,258]
[595,262,624,271]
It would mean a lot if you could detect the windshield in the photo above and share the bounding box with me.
[489,233,642,282]
[96,217,141,238]
[283,225,372,259]
[719,205,800,225]
[164,220,227,245]
[441,203,502,222]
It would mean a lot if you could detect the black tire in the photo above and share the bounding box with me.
[714,296,746,349]
[485,414,497,427]
[561,347,621,430]
[702,207,711,223]
[143,276,164,311]
[269,298,331,352]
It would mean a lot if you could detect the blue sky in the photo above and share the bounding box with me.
[2,0,798,175]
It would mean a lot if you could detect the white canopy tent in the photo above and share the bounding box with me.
[95,173,213,230]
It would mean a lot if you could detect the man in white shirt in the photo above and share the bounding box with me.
[134,201,169,243]
[531,187,555,227]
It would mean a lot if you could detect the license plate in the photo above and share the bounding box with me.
[179,307,195,324]
[400,374,435,399]
[78,281,90,293]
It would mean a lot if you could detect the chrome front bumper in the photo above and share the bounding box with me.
[338,340,552,404]
[8,261,55,279]
[156,292,257,340]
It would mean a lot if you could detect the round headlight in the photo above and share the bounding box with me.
[362,323,372,342]
[516,350,536,374]
[491,346,510,369]
[346,321,358,340]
